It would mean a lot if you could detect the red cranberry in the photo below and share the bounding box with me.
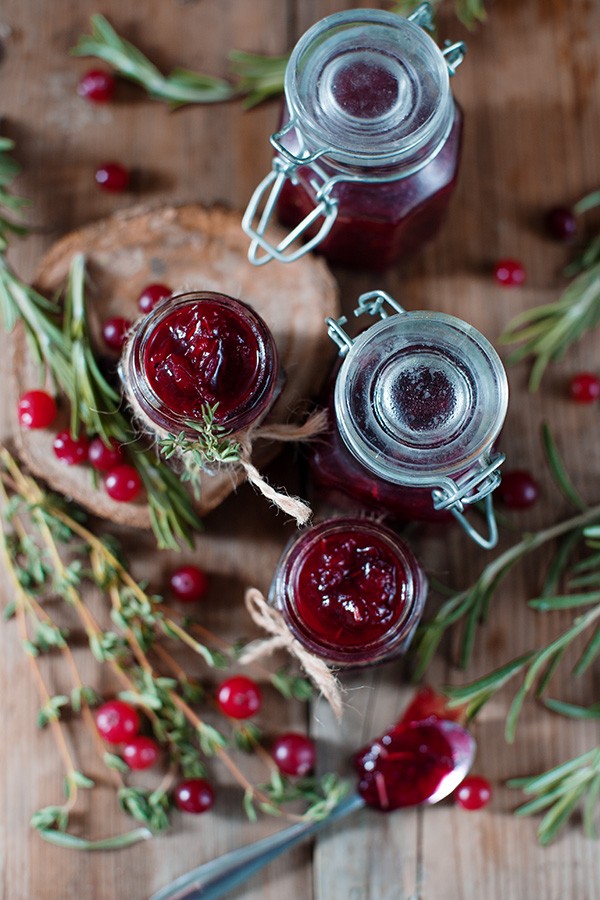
[454,774,492,810]
[138,283,172,314]
[545,206,577,242]
[77,69,117,103]
[169,565,208,603]
[493,258,526,287]
[216,676,262,720]
[271,733,316,777]
[102,317,131,351]
[17,390,57,429]
[569,372,600,404]
[95,162,130,193]
[53,431,89,465]
[174,778,215,814]
[95,700,140,744]
[104,464,142,502]
[122,735,160,770]
[88,436,125,472]
[497,469,540,509]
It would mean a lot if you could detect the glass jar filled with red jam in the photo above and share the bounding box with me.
[310,291,509,549]
[270,517,427,667]
[242,4,465,270]
[122,290,280,438]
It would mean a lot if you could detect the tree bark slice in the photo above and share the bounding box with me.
[10,203,340,527]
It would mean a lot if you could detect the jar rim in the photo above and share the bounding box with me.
[334,310,509,486]
[271,517,426,665]
[122,290,280,437]
[284,8,453,168]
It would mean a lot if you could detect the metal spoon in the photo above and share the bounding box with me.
[150,720,476,900]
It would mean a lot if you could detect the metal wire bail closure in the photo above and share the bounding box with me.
[241,120,339,266]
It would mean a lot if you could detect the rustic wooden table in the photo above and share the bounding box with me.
[1,1,599,898]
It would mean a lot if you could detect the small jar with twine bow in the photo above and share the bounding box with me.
[121,290,324,524]
[240,517,428,719]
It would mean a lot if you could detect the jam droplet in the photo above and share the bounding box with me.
[353,719,455,810]
[293,528,407,648]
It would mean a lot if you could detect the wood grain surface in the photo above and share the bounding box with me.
[1,2,600,900]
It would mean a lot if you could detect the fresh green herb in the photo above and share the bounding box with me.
[391,0,487,30]
[501,189,600,391]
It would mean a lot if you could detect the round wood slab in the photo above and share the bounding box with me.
[11,204,340,527]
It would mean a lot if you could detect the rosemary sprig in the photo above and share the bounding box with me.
[0,138,202,549]
[500,189,600,391]
[391,0,487,29]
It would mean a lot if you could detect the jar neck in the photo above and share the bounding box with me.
[283,8,456,172]
[122,291,279,438]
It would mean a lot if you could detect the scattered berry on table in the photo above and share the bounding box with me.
[493,258,526,287]
[169,565,208,603]
[216,675,262,719]
[174,778,215,814]
[122,735,160,770]
[271,733,316,776]
[569,372,600,404]
[95,162,131,193]
[53,430,89,465]
[454,774,492,810]
[104,464,142,502]
[544,206,577,242]
[95,699,140,744]
[77,69,117,103]
[102,317,131,351]
[88,436,125,472]
[138,283,172,314]
[497,469,540,509]
[17,390,57,429]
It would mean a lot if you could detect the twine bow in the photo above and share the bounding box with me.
[237,409,328,526]
[239,587,344,721]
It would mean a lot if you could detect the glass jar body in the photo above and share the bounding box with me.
[271,517,428,667]
[122,291,280,439]
[276,103,463,270]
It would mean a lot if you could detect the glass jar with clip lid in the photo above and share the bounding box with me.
[310,291,509,550]
[242,3,466,269]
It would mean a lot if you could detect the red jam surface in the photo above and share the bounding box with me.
[277,105,463,270]
[331,60,400,119]
[140,294,276,429]
[293,527,408,647]
[353,718,455,810]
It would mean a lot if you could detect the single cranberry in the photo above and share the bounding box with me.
[544,206,577,242]
[216,676,262,719]
[95,162,130,193]
[493,258,526,287]
[77,69,117,103]
[95,700,140,744]
[454,774,492,810]
[271,733,316,777]
[174,778,215,814]
[53,431,89,465]
[17,390,57,429]
[102,317,132,351]
[122,735,160,770]
[88,436,125,472]
[497,469,540,509]
[138,283,172,314]
[169,565,208,603]
[104,464,142,502]
[569,372,600,404]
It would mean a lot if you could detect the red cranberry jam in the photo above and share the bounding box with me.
[271,518,427,666]
[123,291,280,437]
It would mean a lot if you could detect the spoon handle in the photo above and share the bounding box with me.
[150,792,365,900]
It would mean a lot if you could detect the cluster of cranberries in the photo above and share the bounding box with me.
[101,283,173,353]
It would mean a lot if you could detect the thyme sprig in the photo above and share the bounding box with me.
[0,452,344,847]
[501,189,600,391]
[0,138,202,549]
